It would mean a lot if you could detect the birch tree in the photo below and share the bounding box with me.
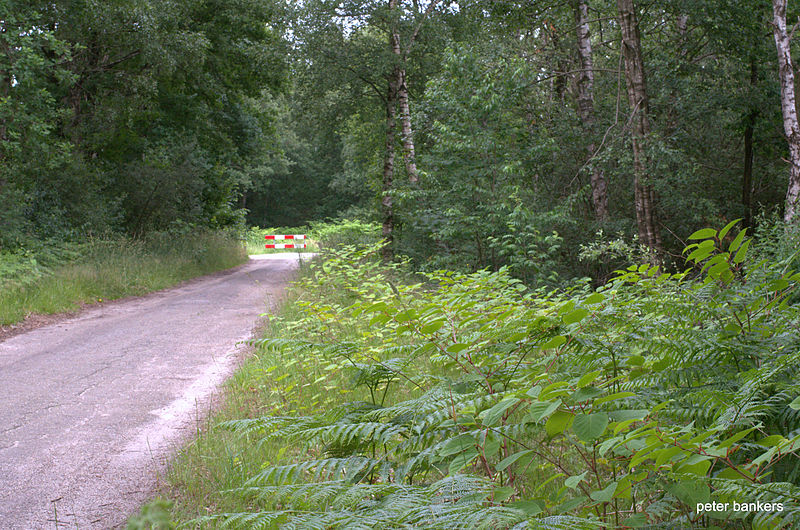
[573,0,608,221]
[771,0,800,224]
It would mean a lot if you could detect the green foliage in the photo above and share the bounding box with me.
[310,219,381,252]
[0,230,246,325]
[186,225,800,528]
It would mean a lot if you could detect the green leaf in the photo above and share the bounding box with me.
[449,447,479,474]
[420,320,445,334]
[666,480,710,506]
[733,239,750,264]
[790,397,800,410]
[540,335,566,349]
[564,472,587,489]
[496,450,534,472]
[439,434,475,457]
[446,343,469,354]
[589,481,617,503]
[510,499,543,516]
[718,219,741,240]
[584,293,604,305]
[688,228,717,240]
[594,392,635,407]
[728,229,747,252]
[622,514,648,528]
[718,426,758,449]
[563,308,589,325]
[577,370,601,388]
[480,398,520,427]
[527,400,561,423]
[545,410,573,437]
[573,412,609,442]
[608,409,649,422]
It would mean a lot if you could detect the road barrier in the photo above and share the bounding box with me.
[265,234,307,249]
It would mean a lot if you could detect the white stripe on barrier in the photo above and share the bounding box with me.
[265,243,307,249]
[264,234,307,240]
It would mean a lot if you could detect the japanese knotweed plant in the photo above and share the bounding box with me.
[208,226,800,529]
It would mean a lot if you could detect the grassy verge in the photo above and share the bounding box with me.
[136,227,800,529]
[0,231,247,326]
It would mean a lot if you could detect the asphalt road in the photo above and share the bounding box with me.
[0,254,305,529]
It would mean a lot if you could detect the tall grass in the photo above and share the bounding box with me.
[0,231,246,326]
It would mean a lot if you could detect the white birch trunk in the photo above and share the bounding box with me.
[772,0,800,223]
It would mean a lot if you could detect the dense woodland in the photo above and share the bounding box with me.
[6,1,800,528]
[3,0,800,278]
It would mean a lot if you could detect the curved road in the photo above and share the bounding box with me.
[0,254,304,529]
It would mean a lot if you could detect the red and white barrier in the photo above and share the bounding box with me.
[265,234,307,249]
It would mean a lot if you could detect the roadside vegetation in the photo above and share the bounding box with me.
[137,220,800,529]
[0,231,246,326]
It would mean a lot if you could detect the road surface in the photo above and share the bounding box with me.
[0,254,305,529]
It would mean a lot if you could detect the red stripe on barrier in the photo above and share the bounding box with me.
[265,244,307,249]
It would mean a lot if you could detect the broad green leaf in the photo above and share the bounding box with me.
[688,228,717,240]
[573,412,609,442]
[439,434,475,457]
[622,514,648,527]
[594,391,635,407]
[565,471,587,489]
[571,386,603,403]
[733,239,750,264]
[563,308,589,325]
[480,398,520,427]
[718,219,741,240]
[540,335,566,349]
[510,499,543,516]
[446,343,469,354]
[394,309,417,322]
[609,409,649,422]
[666,480,710,506]
[545,410,574,437]
[589,481,617,503]
[654,446,684,467]
[728,229,747,252]
[493,486,515,503]
[420,320,445,334]
[495,450,534,472]
[577,370,601,388]
[449,447,479,474]
[527,400,561,423]
[718,427,758,449]
[584,293,604,305]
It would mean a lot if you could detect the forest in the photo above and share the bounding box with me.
[4,0,800,528]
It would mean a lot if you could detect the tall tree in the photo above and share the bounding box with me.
[573,0,608,221]
[617,0,661,254]
[771,0,800,224]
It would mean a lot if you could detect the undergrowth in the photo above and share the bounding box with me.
[0,230,246,326]
[151,220,800,529]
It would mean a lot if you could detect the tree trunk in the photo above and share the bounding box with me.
[771,0,800,224]
[390,1,419,185]
[382,73,398,262]
[743,59,757,229]
[396,67,419,184]
[573,0,608,221]
[617,0,661,255]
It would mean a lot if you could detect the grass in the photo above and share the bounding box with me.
[137,276,362,525]
[0,231,247,326]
